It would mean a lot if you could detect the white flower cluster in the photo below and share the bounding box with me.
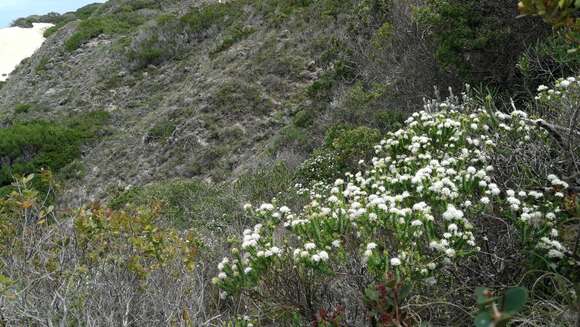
[214,89,579,297]
[536,76,579,101]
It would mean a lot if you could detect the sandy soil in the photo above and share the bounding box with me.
[0,23,53,82]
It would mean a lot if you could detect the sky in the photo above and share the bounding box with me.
[0,0,105,27]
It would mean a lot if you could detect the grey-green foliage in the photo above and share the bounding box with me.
[109,163,299,229]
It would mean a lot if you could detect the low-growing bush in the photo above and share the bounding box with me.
[210,25,256,56]
[0,111,109,187]
[181,1,244,36]
[13,103,32,114]
[65,13,146,51]
[0,177,201,325]
[415,0,549,87]
[213,78,580,324]
[126,15,191,69]
[297,125,381,184]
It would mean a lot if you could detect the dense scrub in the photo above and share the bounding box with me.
[0,111,109,191]
[1,77,577,325]
[0,0,579,325]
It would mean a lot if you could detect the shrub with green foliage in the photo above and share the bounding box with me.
[213,82,579,324]
[181,1,244,36]
[147,120,175,143]
[517,33,580,95]
[65,11,147,51]
[0,111,109,188]
[13,103,32,114]
[297,125,381,183]
[416,0,549,87]
[210,25,256,56]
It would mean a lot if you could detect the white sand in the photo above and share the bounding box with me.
[0,23,53,82]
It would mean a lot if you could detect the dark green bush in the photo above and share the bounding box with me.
[211,82,271,117]
[297,125,381,183]
[109,163,297,228]
[517,33,580,95]
[416,0,548,87]
[292,109,315,128]
[306,72,336,101]
[0,111,109,187]
[14,103,32,114]
[271,126,310,153]
[0,123,82,186]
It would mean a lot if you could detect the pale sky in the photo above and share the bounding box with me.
[0,0,105,27]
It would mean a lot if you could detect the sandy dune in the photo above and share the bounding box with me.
[0,23,53,82]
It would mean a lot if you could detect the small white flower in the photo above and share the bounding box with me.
[390,257,402,266]
[548,249,564,258]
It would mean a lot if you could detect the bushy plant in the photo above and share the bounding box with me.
[0,176,202,325]
[0,111,109,187]
[210,25,256,56]
[416,0,549,87]
[13,103,32,114]
[297,125,381,183]
[65,13,146,51]
[213,80,579,323]
[518,0,579,32]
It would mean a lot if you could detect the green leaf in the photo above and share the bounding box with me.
[474,311,493,327]
[502,287,528,313]
[365,285,379,302]
[475,287,498,306]
[399,283,412,300]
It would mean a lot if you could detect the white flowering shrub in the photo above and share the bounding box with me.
[213,77,579,323]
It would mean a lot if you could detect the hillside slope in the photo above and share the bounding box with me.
[0,0,337,205]
[0,0,560,207]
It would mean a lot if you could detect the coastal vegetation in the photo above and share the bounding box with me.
[0,0,578,325]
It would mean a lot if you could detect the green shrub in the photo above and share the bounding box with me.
[306,72,336,101]
[148,120,176,142]
[334,82,405,129]
[297,125,381,183]
[0,111,109,187]
[35,57,50,73]
[0,123,83,186]
[126,15,189,69]
[211,82,271,117]
[65,14,145,51]
[416,0,549,87]
[271,126,310,152]
[181,1,243,36]
[109,163,297,229]
[13,103,32,114]
[210,25,256,56]
[517,33,580,95]
[292,109,315,128]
